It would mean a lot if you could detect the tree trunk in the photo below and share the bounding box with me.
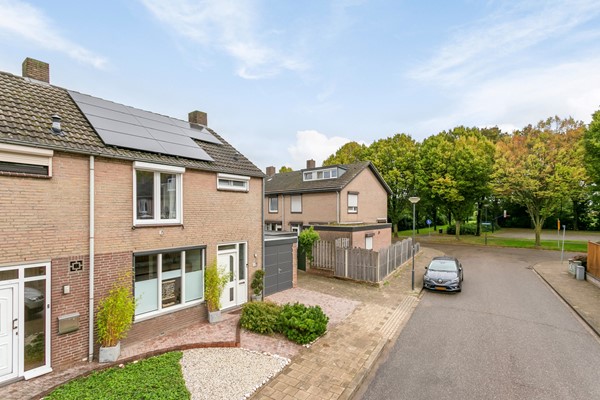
[455,220,461,240]
[476,201,482,236]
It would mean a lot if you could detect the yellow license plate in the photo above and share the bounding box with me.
[435,286,446,291]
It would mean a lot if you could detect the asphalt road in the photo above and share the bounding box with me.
[359,244,600,400]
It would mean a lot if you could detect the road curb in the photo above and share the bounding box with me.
[532,265,600,338]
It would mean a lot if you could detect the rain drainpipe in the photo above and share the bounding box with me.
[336,191,340,223]
[88,156,95,362]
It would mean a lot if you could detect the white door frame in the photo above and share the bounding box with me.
[217,243,248,310]
[0,262,52,383]
[0,284,18,383]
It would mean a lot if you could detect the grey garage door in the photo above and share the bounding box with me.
[264,239,294,296]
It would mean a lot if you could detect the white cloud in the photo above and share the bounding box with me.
[140,0,308,79]
[287,130,353,169]
[410,0,600,85]
[415,57,600,134]
[0,0,107,69]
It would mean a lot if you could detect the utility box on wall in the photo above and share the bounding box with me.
[58,312,80,334]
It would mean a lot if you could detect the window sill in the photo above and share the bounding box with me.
[134,300,203,323]
[132,223,184,229]
[0,171,51,179]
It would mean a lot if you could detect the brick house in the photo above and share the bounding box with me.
[264,160,392,251]
[0,58,264,383]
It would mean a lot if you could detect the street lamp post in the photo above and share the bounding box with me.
[484,204,489,246]
[409,196,420,291]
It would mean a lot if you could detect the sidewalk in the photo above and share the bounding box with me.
[533,261,600,337]
[251,247,441,400]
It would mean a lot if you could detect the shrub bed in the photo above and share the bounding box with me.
[240,301,329,345]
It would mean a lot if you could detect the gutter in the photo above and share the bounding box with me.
[261,176,265,300]
[88,156,95,362]
[337,191,340,224]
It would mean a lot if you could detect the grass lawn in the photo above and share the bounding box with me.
[396,226,588,252]
[47,352,190,400]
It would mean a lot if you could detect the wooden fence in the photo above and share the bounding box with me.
[588,241,600,279]
[311,238,419,283]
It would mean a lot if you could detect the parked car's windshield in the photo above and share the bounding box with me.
[428,260,457,272]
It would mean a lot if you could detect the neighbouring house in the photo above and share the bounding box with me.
[264,159,392,251]
[0,58,265,383]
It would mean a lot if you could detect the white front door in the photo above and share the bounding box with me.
[217,250,237,310]
[0,285,18,383]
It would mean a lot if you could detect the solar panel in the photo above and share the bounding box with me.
[68,90,221,161]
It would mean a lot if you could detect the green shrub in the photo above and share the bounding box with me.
[96,273,136,347]
[446,223,478,235]
[298,227,320,261]
[204,260,229,312]
[277,303,329,345]
[240,301,282,334]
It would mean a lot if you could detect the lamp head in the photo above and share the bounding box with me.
[409,196,420,204]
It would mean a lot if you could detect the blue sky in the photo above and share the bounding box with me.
[1,0,600,171]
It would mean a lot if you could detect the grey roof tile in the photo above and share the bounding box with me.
[265,161,391,194]
[0,71,264,177]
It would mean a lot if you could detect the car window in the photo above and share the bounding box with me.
[428,260,457,272]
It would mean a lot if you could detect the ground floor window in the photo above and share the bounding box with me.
[134,247,205,318]
[265,222,282,231]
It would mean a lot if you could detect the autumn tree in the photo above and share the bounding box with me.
[492,117,583,246]
[322,142,368,166]
[418,127,495,239]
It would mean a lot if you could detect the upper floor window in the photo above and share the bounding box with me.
[269,196,278,213]
[291,195,302,213]
[134,161,184,225]
[217,173,250,192]
[303,168,339,181]
[0,143,53,177]
[348,192,358,213]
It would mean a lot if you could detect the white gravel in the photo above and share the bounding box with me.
[180,348,290,400]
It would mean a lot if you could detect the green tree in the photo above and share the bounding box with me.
[322,142,368,166]
[279,166,293,173]
[418,127,495,239]
[298,227,320,262]
[366,133,418,234]
[584,109,600,185]
[492,117,580,246]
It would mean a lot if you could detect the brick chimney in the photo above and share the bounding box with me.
[188,110,207,126]
[266,166,276,176]
[22,58,49,83]
[306,159,316,169]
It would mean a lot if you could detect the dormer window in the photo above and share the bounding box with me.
[303,167,340,181]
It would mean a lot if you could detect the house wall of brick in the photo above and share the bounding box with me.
[1,151,263,371]
[341,168,388,224]
[0,151,90,262]
[350,227,392,252]
[264,192,338,230]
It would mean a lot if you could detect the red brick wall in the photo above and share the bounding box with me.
[350,227,391,251]
[51,255,90,369]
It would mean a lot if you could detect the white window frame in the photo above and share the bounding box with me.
[217,173,250,192]
[291,195,302,213]
[291,224,302,233]
[303,168,338,182]
[365,235,373,250]
[268,196,278,213]
[348,193,358,214]
[133,247,205,322]
[133,161,184,226]
[0,143,53,176]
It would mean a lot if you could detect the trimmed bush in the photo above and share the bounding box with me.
[240,301,282,335]
[277,303,329,345]
[446,223,478,235]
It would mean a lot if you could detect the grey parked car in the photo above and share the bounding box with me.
[423,256,463,292]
